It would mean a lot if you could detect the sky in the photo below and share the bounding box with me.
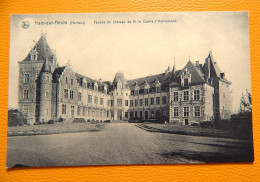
[8,12,251,112]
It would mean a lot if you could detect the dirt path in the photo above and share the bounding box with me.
[6,123,253,167]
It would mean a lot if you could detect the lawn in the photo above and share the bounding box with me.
[136,123,253,139]
[8,122,106,136]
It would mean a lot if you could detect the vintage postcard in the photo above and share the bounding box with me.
[7,12,253,168]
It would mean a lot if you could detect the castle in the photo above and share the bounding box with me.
[18,35,232,125]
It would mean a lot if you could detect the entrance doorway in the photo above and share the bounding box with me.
[145,111,148,120]
[185,119,189,125]
[117,110,122,120]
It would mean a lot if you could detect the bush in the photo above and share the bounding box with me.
[73,118,87,123]
[8,109,27,127]
[47,120,55,124]
[128,117,143,123]
[87,119,91,122]
[200,121,214,128]
[104,120,111,123]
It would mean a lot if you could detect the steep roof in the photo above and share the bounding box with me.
[127,72,173,90]
[42,59,52,73]
[22,35,55,62]
[52,66,66,82]
[177,61,206,84]
[75,73,105,88]
[207,52,223,78]
[112,72,128,89]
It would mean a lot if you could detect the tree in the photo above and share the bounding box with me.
[239,90,252,113]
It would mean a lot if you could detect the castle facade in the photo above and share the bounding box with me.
[18,35,232,125]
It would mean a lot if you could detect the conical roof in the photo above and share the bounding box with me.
[42,59,51,73]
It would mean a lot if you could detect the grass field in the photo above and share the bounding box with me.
[8,122,106,136]
[136,123,253,139]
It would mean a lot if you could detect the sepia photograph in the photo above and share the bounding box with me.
[7,12,253,168]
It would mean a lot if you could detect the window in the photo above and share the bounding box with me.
[94,96,98,104]
[111,100,114,106]
[130,111,133,118]
[135,99,138,106]
[125,112,128,118]
[150,111,155,118]
[162,110,167,117]
[117,99,122,106]
[24,74,30,83]
[156,86,161,92]
[173,92,178,102]
[130,100,133,107]
[139,99,143,106]
[156,110,160,117]
[183,107,189,117]
[78,92,82,101]
[70,90,74,99]
[23,105,28,114]
[140,111,143,118]
[174,107,179,117]
[71,79,73,85]
[126,93,128,96]
[71,106,75,117]
[223,92,225,99]
[150,98,154,105]
[156,97,160,105]
[24,90,29,99]
[64,89,68,99]
[88,95,92,103]
[107,100,110,106]
[45,109,48,115]
[194,106,200,117]
[83,107,86,116]
[62,104,66,114]
[100,98,104,105]
[46,76,50,82]
[45,91,49,97]
[184,78,188,87]
[183,91,189,101]
[162,96,167,104]
[66,77,68,84]
[125,100,128,106]
[77,106,81,115]
[194,90,200,100]
[135,111,138,117]
[145,98,148,106]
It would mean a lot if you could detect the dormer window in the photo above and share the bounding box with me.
[181,68,191,87]
[83,77,87,88]
[155,78,161,92]
[134,82,139,95]
[94,82,98,91]
[117,80,122,89]
[184,78,188,87]
[29,48,38,61]
[144,80,150,94]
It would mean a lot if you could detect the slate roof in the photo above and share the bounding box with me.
[22,35,55,61]
[52,66,66,82]
[178,61,205,84]
[127,72,172,91]
[207,52,223,78]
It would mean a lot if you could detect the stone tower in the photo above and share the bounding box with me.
[111,72,131,120]
[18,34,57,124]
[38,59,52,123]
